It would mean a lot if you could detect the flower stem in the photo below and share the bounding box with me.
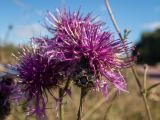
[77,89,83,120]
[104,0,152,120]
[77,88,87,120]
[59,88,64,120]
[59,80,71,120]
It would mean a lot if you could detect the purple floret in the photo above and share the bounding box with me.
[44,9,132,96]
[16,46,69,120]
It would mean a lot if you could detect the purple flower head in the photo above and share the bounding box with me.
[45,9,133,96]
[16,45,68,120]
[45,8,104,35]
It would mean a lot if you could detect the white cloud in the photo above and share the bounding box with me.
[143,22,160,30]
[10,23,49,44]
[13,23,48,39]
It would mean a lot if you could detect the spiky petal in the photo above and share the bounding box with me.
[44,9,132,96]
[16,46,68,120]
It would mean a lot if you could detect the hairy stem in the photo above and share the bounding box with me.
[104,0,152,120]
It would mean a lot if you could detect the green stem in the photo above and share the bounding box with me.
[104,0,152,120]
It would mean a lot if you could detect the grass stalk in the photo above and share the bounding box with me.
[104,0,152,120]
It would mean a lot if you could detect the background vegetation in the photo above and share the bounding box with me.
[133,29,160,65]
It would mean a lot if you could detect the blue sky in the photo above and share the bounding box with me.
[0,0,160,45]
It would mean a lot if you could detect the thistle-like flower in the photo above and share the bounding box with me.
[45,9,132,96]
[15,45,69,119]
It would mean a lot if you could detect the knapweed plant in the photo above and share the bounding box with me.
[11,8,131,119]
[1,0,159,120]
